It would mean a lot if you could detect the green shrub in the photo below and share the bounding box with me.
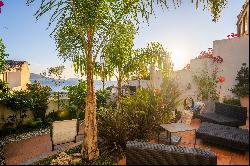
[230,63,249,97]
[27,81,52,121]
[32,144,115,165]
[45,112,60,122]
[223,97,241,106]
[98,86,180,153]
[0,120,49,138]
[97,108,133,152]
[4,90,31,127]
[63,80,87,119]
[96,89,111,110]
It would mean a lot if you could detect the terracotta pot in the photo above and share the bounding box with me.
[240,96,249,117]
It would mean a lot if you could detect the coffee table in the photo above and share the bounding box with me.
[160,123,197,147]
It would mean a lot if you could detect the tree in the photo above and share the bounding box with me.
[130,49,150,88]
[0,38,8,73]
[63,80,87,120]
[41,65,65,112]
[27,81,52,121]
[4,90,31,127]
[193,66,219,101]
[231,63,249,97]
[27,0,227,160]
[104,21,136,110]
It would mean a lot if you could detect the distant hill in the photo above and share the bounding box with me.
[30,73,43,80]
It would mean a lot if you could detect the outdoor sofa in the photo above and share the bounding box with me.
[126,141,217,165]
[196,122,249,151]
[197,102,247,127]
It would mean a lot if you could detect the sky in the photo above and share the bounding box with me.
[0,0,246,79]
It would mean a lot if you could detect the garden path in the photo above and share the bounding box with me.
[3,123,84,165]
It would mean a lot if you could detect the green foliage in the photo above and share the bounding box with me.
[41,65,65,86]
[230,63,249,97]
[97,108,133,152]
[4,90,31,127]
[193,67,219,101]
[27,81,52,121]
[98,85,180,152]
[160,77,181,122]
[223,97,241,106]
[96,89,111,110]
[0,80,9,102]
[32,144,115,165]
[0,38,8,73]
[0,120,49,137]
[191,0,228,22]
[63,80,87,119]
[45,111,60,122]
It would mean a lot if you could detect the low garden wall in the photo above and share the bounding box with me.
[0,99,69,129]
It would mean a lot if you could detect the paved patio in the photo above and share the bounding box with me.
[118,118,249,165]
[3,118,249,165]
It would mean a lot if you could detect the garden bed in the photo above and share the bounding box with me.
[0,127,50,165]
[32,144,117,165]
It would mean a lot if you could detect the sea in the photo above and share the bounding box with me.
[30,78,117,92]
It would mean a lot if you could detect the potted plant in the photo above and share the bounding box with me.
[231,63,249,116]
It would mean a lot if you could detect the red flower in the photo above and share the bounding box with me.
[231,33,235,37]
[227,35,231,38]
[0,1,4,14]
[235,34,240,37]
[0,1,4,7]
[218,76,225,83]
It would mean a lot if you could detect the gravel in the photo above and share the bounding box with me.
[0,128,50,165]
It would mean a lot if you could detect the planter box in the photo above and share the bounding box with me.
[240,96,249,117]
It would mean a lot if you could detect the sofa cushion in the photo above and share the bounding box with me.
[198,112,240,127]
[196,122,249,151]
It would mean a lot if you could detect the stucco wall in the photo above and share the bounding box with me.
[0,99,68,129]
[213,35,249,99]
[126,80,151,88]
[0,62,30,90]
[7,71,21,89]
[172,58,216,111]
[21,62,30,90]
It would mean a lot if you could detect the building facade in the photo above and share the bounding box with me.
[0,60,30,90]
[237,0,249,36]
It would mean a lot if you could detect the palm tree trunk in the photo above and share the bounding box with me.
[82,28,99,161]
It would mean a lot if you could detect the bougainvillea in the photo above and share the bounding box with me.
[227,33,240,39]
[218,76,225,83]
[183,64,190,70]
[183,48,223,70]
[0,1,4,14]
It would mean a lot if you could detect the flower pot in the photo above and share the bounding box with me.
[240,96,249,117]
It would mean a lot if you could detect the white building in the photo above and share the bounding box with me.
[0,60,30,90]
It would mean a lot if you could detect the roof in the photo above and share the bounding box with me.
[236,0,249,25]
[5,60,27,71]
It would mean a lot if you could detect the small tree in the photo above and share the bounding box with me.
[41,65,65,112]
[63,80,87,120]
[231,63,249,97]
[27,81,52,121]
[5,90,31,127]
[0,38,8,73]
[193,67,219,101]
[104,21,136,110]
